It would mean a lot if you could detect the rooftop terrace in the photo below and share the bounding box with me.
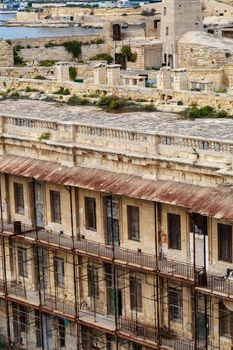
[1,99,233,141]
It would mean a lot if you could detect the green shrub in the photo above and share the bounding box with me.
[69,66,77,81]
[63,41,82,59]
[14,44,24,51]
[177,100,184,106]
[121,45,137,62]
[53,87,70,95]
[140,103,156,112]
[25,86,39,93]
[90,39,104,44]
[216,110,229,118]
[215,87,227,93]
[13,49,25,66]
[39,132,51,141]
[225,52,232,58]
[54,86,70,95]
[90,53,113,63]
[9,91,20,99]
[39,59,56,67]
[97,95,117,107]
[97,95,126,111]
[68,95,90,105]
[34,75,46,80]
[181,105,230,119]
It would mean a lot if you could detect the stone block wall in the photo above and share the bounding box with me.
[187,68,224,88]
[0,66,54,79]
[10,34,103,49]
[178,42,233,68]
[19,46,73,62]
[81,43,111,60]
[0,40,14,67]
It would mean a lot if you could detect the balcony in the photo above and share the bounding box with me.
[118,317,157,345]
[196,271,233,299]
[1,223,195,282]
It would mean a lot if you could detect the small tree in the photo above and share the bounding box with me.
[69,66,77,81]
[121,45,137,62]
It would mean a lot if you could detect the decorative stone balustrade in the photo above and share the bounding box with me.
[1,116,233,168]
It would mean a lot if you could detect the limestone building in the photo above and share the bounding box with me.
[0,99,233,350]
[160,0,203,68]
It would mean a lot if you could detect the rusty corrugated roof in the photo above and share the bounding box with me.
[1,155,233,221]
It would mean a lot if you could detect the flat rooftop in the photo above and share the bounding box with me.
[1,99,233,141]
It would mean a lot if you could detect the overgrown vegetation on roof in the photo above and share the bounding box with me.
[181,105,231,119]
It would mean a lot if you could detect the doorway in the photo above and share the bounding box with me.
[105,196,120,246]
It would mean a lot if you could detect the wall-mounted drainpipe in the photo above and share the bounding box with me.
[110,193,119,350]
[0,172,12,349]
[66,185,80,350]
[32,178,45,350]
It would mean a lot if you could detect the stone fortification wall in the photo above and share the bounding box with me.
[18,43,110,63]
[20,46,73,62]
[49,5,161,20]
[0,66,54,79]
[10,34,103,48]
[178,42,233,68]
[81,43,111,60]
[1,76,233,111]
[0,40,14,67]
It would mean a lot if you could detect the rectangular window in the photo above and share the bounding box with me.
[218,223,232,262]
[19,305,28,332]
[168,287,183,323]
[189,214,208,235]
[130,277,142,312]
[18,247,28,277]
[219,301,232,338]
[54,257,65,288]
[85,197,97,231]
[59,318,66,347]
[50,190,61,224]
[128,206,140,241]
[14,183,24,214]
[168,213,181,250]
[12,303,28,338]
[87,264,99,298]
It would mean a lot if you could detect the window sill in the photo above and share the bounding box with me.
[86,227,97,232]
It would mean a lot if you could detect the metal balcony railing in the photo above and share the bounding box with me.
[119,317,157,343]
[196,270,233,298]
[1,222,196,281]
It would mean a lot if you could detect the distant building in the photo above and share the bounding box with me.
[160,0,203,68]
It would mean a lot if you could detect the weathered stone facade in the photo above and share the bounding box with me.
[160,0,203,67]
[0,40,14,67]
[178,31,233,68]
[0,99,232,349]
